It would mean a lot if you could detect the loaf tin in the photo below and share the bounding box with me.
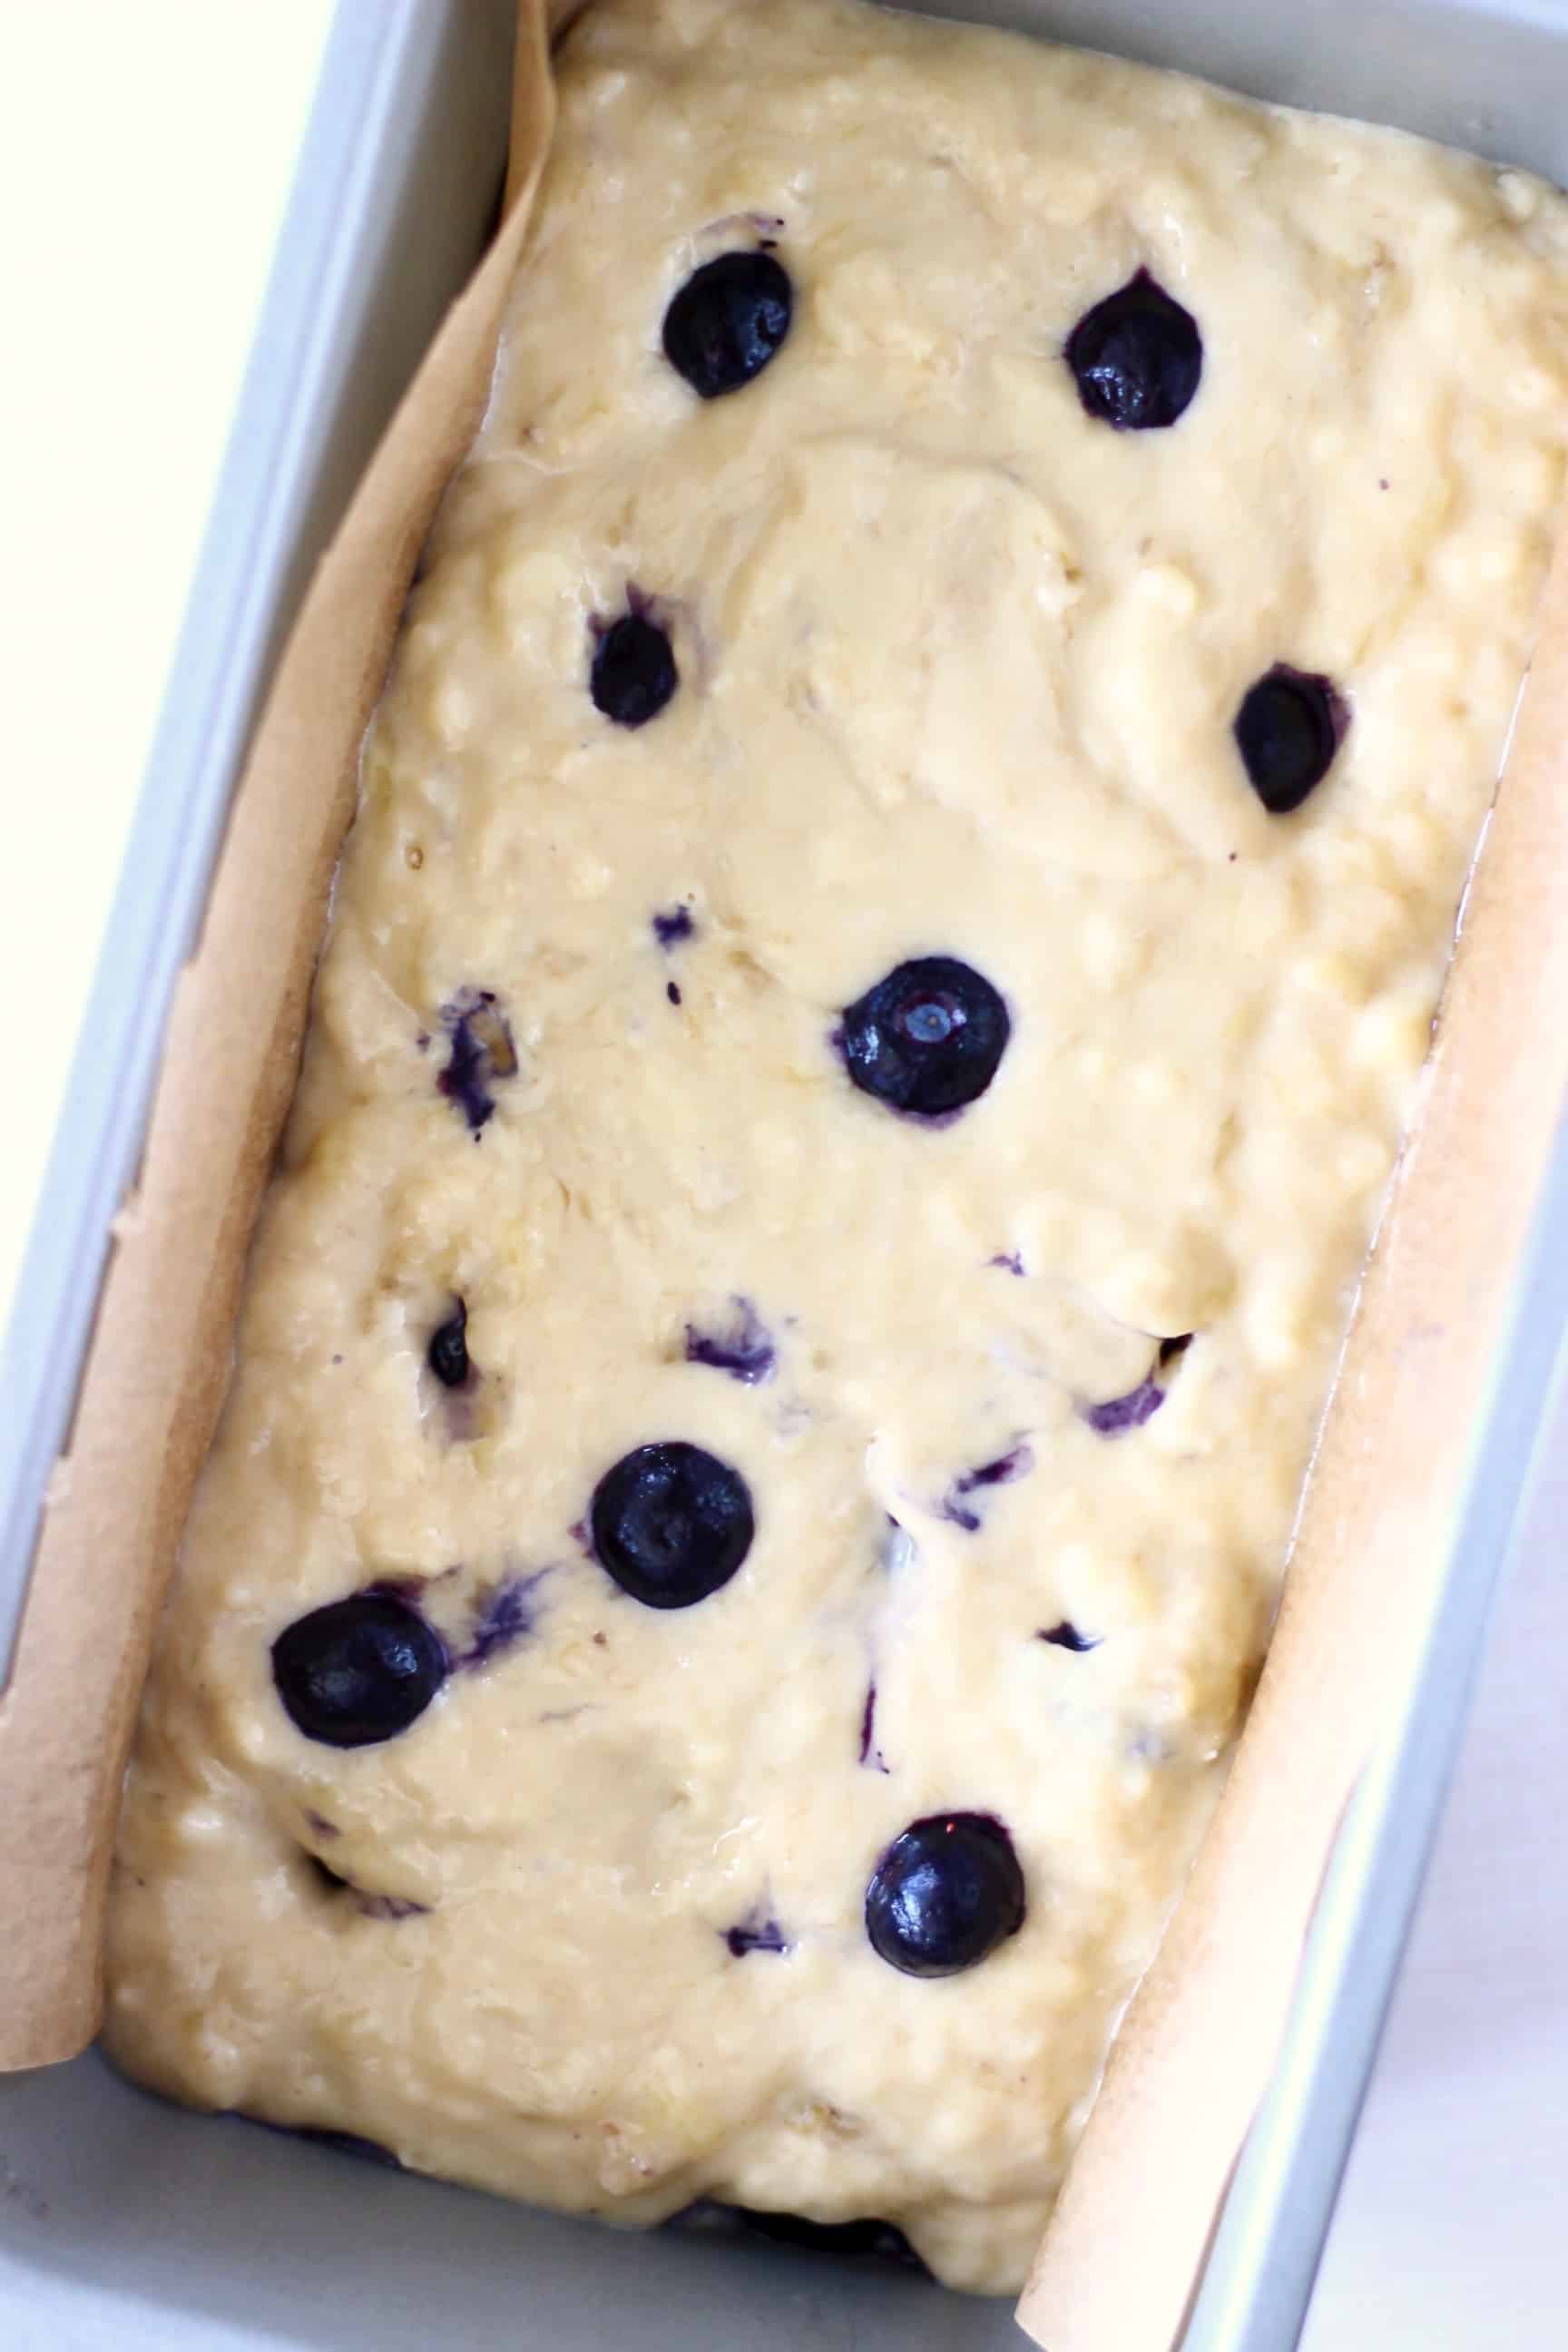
[4,0,1567,2344]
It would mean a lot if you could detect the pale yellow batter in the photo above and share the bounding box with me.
[106,0,1568,2295]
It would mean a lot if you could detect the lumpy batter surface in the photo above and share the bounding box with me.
[107,0,1568,2294]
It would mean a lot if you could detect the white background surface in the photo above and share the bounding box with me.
[3,5,1563,2347]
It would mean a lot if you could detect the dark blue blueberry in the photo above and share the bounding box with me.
[662,250,793,400]
[426,1298,469,1388]
[865,1814,1025,1979]
[722,1909,792,1957]
[652,904,696,949]
[590,1440,755,1610]
[839,956,1010,1119]
[942,1442,1034,1532]
[1038,1622,1100,1653]
[1234,666,1347,814]
[1065,268,1202,431]
[591,611,677,729]
[458,1571,547,1668]
[271,1593,447,1749]
[683,1297,776,1385]
[436,990,516,1132]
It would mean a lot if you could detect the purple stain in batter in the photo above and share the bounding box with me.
[458,1570,550,1669]
[683,1297,776,1385]
[988,1251,1025,1277]
[722,1910,793,1958]
[858,1683,890,1773]
[358,1894,431,1923]
[1038,1622,1101,1653]
[303,1809,340,1840]
[436,987,517,1133]
[653,905,696,949]
[1082,1377,1165,1436]
[941,1442,1034,1532]
[1083,1334,1193,1436]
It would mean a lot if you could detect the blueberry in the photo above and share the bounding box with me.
[865,1814,1025,1978]
[590,1441,755,1609]
[271,1593,447,1748]
[591,612,677,729]
[1065,269,1202,431]
[427,1298,469,1388]
[839,956,1010,1119]
[1234,666,1347,814]
[662,250,793,399]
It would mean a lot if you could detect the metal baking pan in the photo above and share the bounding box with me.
[4,1,1566,2344]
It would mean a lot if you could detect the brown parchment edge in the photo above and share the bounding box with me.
[0,0,560,2074]
[1018,503,1568,2352]
[0,5,1563,2347]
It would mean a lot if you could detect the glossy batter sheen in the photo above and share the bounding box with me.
[106,0,1568,2294]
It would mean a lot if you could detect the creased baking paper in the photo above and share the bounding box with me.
[2,8,1565,2352]
[0,0,559,2076]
